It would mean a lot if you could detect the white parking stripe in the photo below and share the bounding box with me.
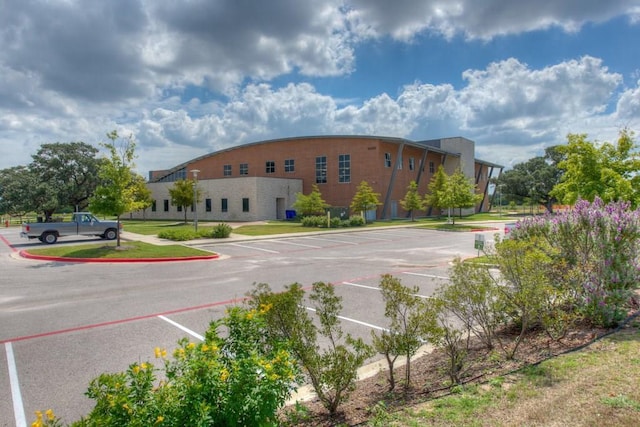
[304,306,387,331]
[346,234,392,241]
[342,282,381,291]
[342,281,431,299]
[158,315,205,341]
[303,236,359,245]
[269,240,322,248]
[5,342,26,427]
[403,272,449,280]
[229,243,280,253]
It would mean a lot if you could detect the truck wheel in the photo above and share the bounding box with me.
[42,232,57,244]
[104,228,117,240]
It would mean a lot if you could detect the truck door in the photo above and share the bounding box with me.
[76,214,96,234]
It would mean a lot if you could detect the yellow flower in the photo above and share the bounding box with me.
[259,303,272,314]
[220,368,229,382]
[155,415,165,424]
[154,347,167,358]
[141,362,148,370]
[246,310,255,320]
[132,365,140,374]
[201,344,209,352]
[31,411,43,427]
[45,409,55,421]
[187,342,196,350]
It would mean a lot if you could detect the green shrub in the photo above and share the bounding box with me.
[300,215,326,227]
[329,217,342,228]
[157,228,199,241]
[349,216,365,227]
[202,223,233,238]
[247,282,374,415]
[37,306,300,426]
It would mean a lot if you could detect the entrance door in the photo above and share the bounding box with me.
[276,198,285,220]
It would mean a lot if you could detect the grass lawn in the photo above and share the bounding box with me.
[25,241,215,259]
[384,325,640,426]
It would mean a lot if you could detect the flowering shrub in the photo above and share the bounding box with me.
[511,198,640,327]
[35,306,299,426]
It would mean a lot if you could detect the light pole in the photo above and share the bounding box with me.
[190,169,200,232]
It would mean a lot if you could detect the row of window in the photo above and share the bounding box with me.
[159,153,436,183]
[151,198,250,213]
[384,153,435,173]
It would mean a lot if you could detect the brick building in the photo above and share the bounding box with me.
[133,135,502,221]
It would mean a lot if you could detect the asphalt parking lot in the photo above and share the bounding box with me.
[0,224,502,426]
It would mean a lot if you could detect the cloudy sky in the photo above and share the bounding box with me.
[1,0,639,176]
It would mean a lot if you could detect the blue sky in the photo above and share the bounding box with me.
[1,1,639,175]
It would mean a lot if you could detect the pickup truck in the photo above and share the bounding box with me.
[20,212,121,244]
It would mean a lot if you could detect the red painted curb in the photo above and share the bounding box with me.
[18,250,219,263]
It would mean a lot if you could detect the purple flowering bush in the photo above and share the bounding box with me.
[510,198,640,327]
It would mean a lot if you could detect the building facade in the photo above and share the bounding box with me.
[132,135,502,222]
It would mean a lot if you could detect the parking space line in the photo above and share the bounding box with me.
[303,236,359,245]
[158,315,204,341]
[346,234,392,241]
[342,281,431,299]
[304,306,387,331]
[342,281,381,292]
[5,342,26,427]
[230,243,280,253]
[269,240,322,249]
[403,272,449,280]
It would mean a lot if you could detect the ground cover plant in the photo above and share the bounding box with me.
[24,240,215,259]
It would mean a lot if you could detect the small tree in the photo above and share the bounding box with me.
[438,257,504,351]
[292,184,330,216]
[169,179,199,223]
[372,275,436,391]
[425,166,481,224]
[425,165,447,218]
[400,180,425,221]
[350,180,381,221]
[130,174,153,220]
[89,131,148,247]
[247,282,373,415]
[492,235,558,359]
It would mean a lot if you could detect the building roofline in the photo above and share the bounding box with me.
[149,135,500,182]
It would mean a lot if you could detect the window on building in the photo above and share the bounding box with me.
[385,152,392,168]
[338,154,351,183]
[409,157,415,171]
[284,159,295,172]
[151,200,157,212]
[221,198,228,212]
[223,164,232,176]
[397,154,403,170]
[429,161,435,174]
[163,200,169,212]
[240,163,248,175]
[206,198,212,212]
[266,161,275,174]
[242,198,250,212]
[177,205,182,212]
[316,156,327,184]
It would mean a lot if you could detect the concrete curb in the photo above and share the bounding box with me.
[17,250,219,263]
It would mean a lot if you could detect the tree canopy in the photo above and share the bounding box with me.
[495,146,563,213]
[350,181,381,218]
[551,129,640,207]
[292,184,330,216]
[89,131,149,246]
[169,179,199,223]
[399,180,425,221]
[426,166,481,223]
[0,141,102,220]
